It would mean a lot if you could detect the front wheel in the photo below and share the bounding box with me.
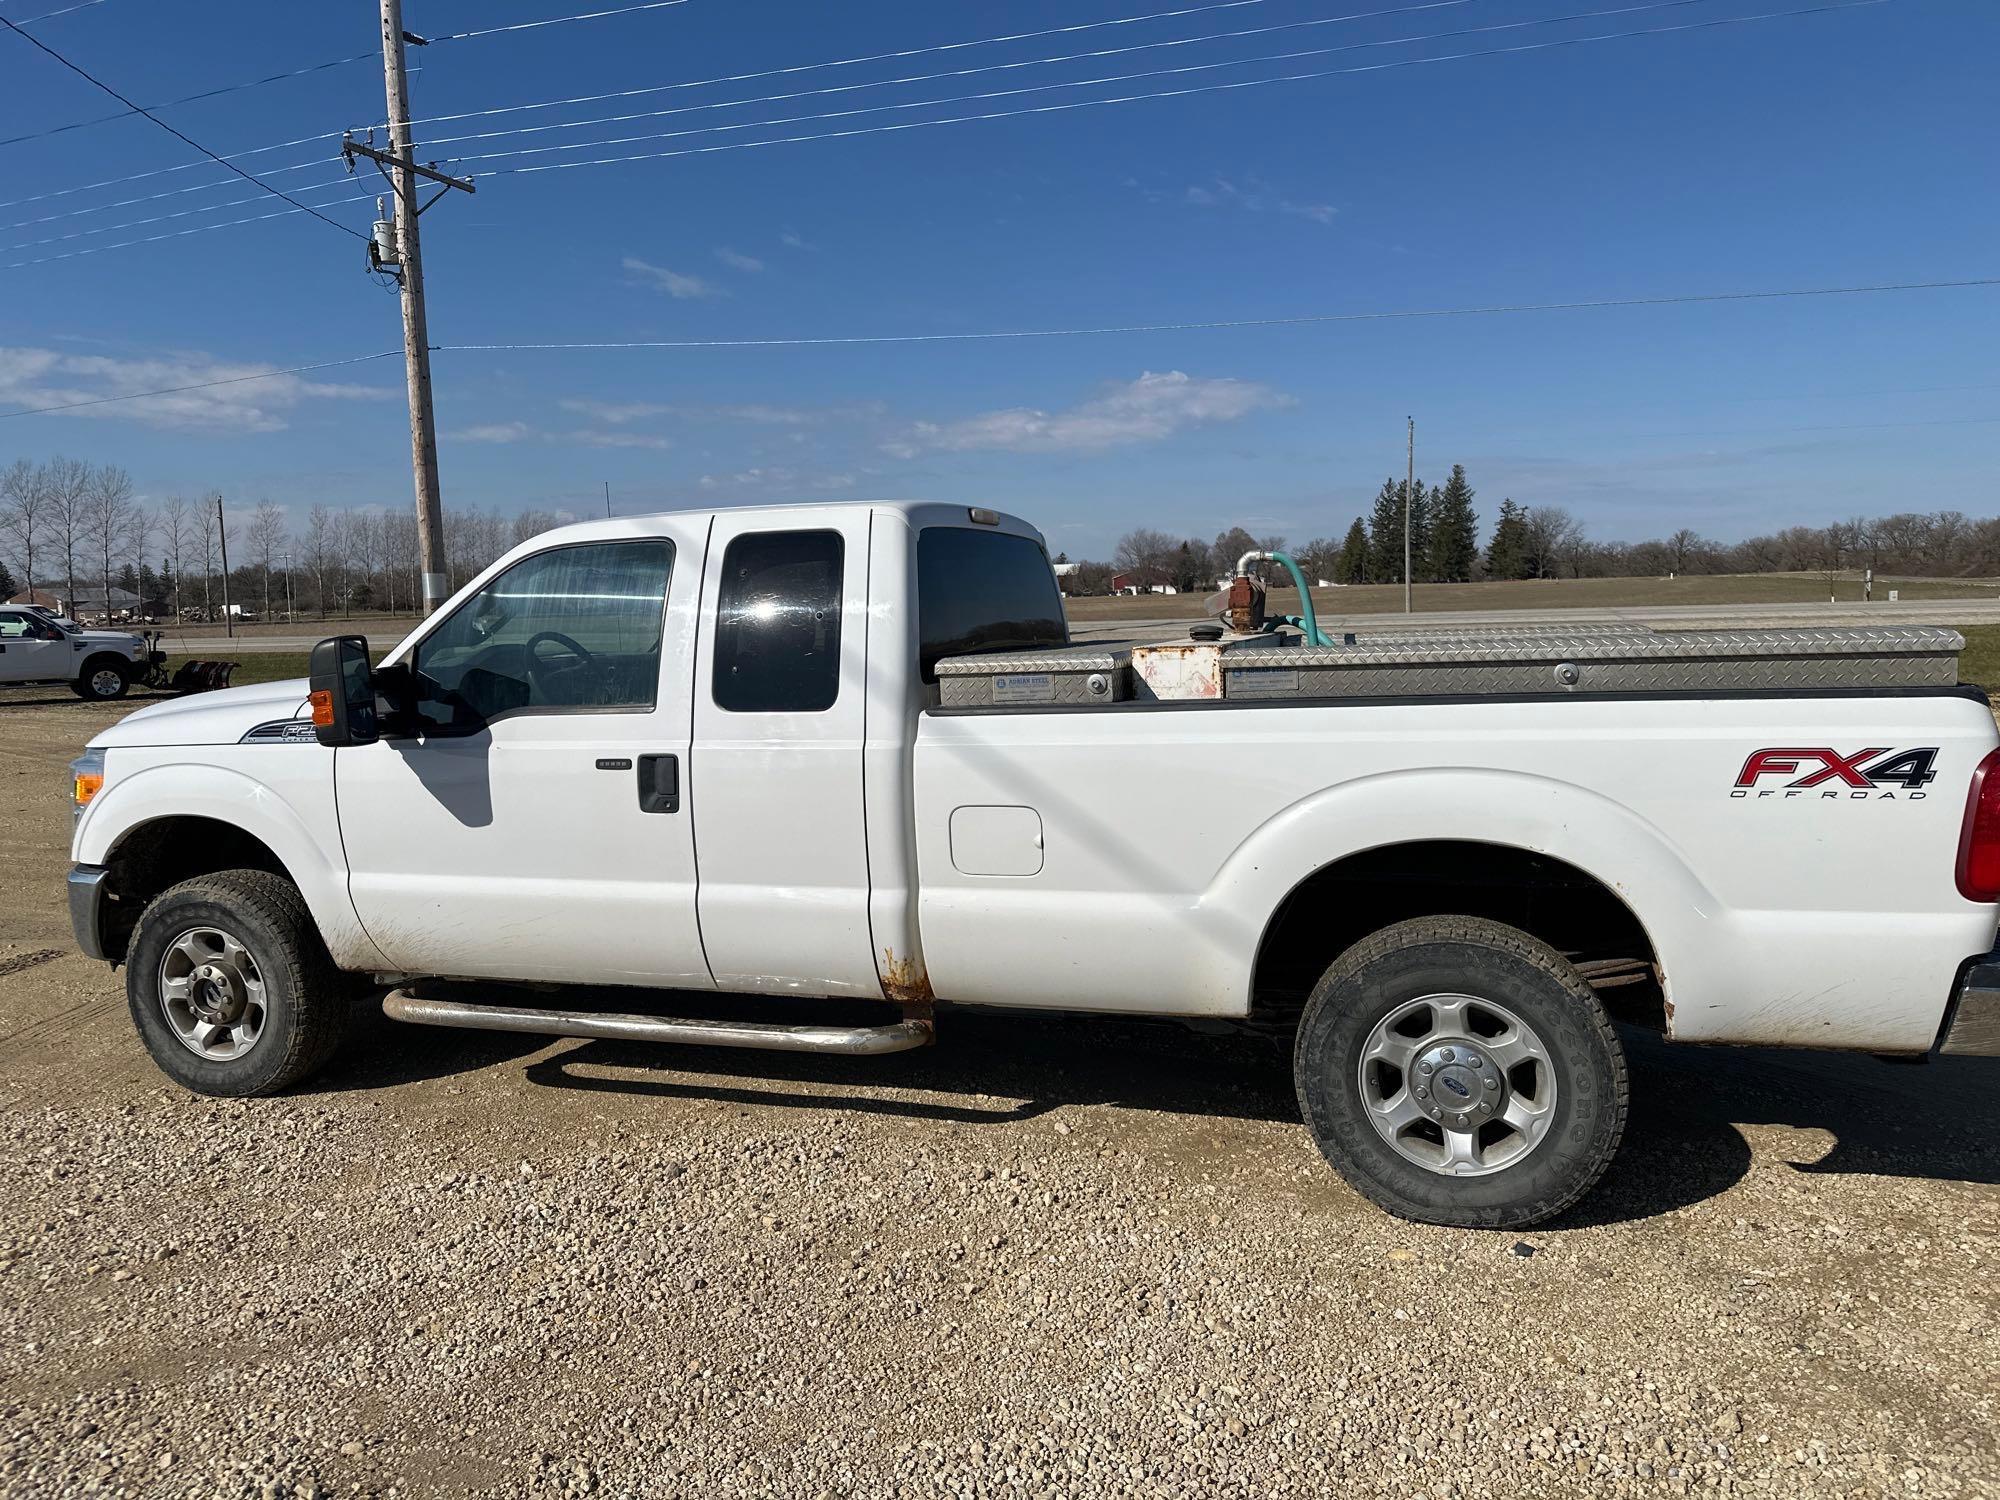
[73,656,131,700]
[1293,916,1628,1229]
[125,870,350,1096]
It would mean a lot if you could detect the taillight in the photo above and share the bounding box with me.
[1956,748,2000,901]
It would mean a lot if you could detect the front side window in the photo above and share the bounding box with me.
[410,539,672,730]
[712,530,844,713]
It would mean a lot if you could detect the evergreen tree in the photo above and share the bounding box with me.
[1405,480,1435,583]
[1485,498,1531,580]
[1336,517,1368,584]
[1365,478,1404,582]
[115,562,140,595]
[1426,464,1480,582]
[0,559,15,600]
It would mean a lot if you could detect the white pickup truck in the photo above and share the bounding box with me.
[63,501,2000,1227]
[0,604,152,699]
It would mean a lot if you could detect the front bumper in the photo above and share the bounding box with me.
[67,864,110,962]
[1940,955,2000,1056]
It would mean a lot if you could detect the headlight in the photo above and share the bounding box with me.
[70,748,105,819]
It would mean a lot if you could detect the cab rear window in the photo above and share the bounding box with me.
[916,527,1067,682]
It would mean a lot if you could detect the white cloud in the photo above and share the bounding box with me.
[557,398,673,426]
[1170,176,1335,225]
[449,421,531,443]
[0,344,394,433]
[622,255,725,299]
[714,246,764,273]
[567,429,672,450]
[887,371,1289,457]
[780,228,811,249]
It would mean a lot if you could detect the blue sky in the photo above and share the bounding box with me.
[1,0,1993,559]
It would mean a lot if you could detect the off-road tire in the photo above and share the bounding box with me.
[72,655,131,700]
[1294,915,1628,1229]
[126,869,350,1096]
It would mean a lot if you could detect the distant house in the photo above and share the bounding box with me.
[1109,569,1178,597]
[13,585,149,621]
[1051,561,1085,596]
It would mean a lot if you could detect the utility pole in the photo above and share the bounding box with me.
[604,480,612,518]
[215,495,233,640]
[348,0,473,616]
[1404,416,1414,614]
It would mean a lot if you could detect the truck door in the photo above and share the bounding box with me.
[691,509,878,995]
[0,611,66,683]
[336,520,713,989]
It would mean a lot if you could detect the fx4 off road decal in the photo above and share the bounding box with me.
[1731,746,1939,799]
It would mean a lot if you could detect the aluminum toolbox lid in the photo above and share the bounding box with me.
[934,643,1128,675]
[1222,624,1965,668]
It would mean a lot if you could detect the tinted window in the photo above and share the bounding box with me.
[916,527,1067,681]
[411,539,672,729]
[0,613,35,639]
[712,530,844,713]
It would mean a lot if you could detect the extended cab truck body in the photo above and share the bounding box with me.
[0,604,150,699]
[64,501,2000,1228]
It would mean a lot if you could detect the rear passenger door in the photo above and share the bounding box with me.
[692,509,878,995]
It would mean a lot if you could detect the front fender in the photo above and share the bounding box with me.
[1199,766,1718,1029]
[77,761,386,970]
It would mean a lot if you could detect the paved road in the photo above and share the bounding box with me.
[1069,597,2000,642]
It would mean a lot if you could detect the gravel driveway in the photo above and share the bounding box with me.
[2,691,1997,1498]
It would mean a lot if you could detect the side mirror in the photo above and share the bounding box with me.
[309,635,378,747]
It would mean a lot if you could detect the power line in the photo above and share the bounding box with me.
[0,351,400,418]
[371,0,1289,135]
[2,198,376,269]
[4,278,1992,417]
[0,49,376,150]
[492,0,1891,178]
[2,154,347,233]
[0,131,341,211]
[11,0,110,24]
[2,177,371,254]
[430,0,691,44]
[0,19,368,241]
[424,0,1487,154]
[432,280,2000,352]
[450,0,1711,167]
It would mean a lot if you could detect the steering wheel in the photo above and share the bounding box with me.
[522,630,608,701]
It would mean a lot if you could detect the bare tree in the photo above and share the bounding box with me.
[44,455,91,613]
[159,495,190,615]
[196,492,220,617]
[1521,507,1582,580]
[247,501,287,618]
[82,463,137,619]
[302,505,338,617]
[511,509,560,546]
[1665,527,1707,577]
[0,458,47,598]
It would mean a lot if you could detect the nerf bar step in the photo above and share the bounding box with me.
[381,989,935,1056]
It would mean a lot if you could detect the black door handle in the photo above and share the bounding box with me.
[637,753,679,814]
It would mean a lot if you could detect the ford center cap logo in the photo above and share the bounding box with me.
[1441,1074,1471,1099]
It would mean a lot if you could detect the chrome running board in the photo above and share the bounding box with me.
[380,989,935,1056]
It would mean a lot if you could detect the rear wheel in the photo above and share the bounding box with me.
[1293,916,1627,1229]
[125,870,350,1096]
[73,656,130,700]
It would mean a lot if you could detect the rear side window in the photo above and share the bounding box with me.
[917,527,1067,681]
[712,529,844,712]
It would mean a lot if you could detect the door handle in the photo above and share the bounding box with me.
[637,753,679,814]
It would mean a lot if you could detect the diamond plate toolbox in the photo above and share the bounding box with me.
[1221,626,1964,699]
[935,644,1132,706]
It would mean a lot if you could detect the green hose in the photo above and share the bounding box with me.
[1264,550,1333,646]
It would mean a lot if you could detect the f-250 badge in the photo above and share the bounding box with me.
[1731,746,1938,799]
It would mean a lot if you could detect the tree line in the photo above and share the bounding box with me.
[1079,463,2000,593]
[0,455,568,621]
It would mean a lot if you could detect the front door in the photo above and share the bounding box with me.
[691,508,877,995]
[337,523,713,989]
[0,612,66,683]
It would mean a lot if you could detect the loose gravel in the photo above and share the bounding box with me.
[1,694,1997,1499]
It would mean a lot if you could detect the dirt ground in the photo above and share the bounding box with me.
[1,686,1997,1499]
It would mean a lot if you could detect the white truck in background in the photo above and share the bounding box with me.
[0,604,152,699]
[62,500,2000,1227]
